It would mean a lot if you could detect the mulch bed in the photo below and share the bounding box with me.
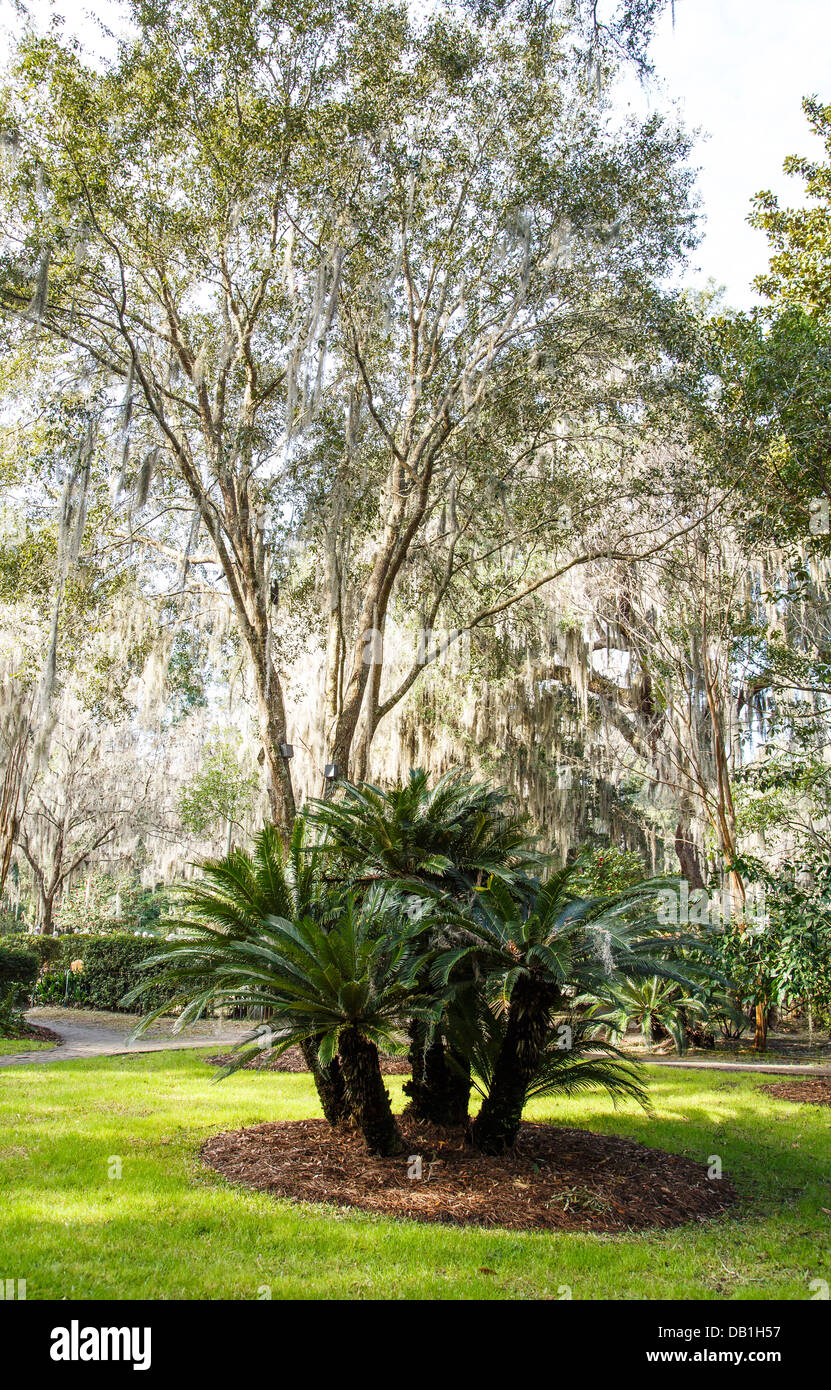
[761,1078,831,1107]
[201,1117,736,1232]
[4,1022,61,1045]
[206,1045,409,1075]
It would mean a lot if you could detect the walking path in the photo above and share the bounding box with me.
[0,1014,242,1068]
[644,1055,831,1077]
[2,1012,830,1075]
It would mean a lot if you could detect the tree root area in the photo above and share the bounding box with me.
[201,1117,736,1232]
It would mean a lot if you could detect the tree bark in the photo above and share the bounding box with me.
[471,976,559,1154]
[39,889,57,937]
[404,1031,470,1126]
[337,1026,403,1156]
[298,1038,351,1128]
[674,821,705,890]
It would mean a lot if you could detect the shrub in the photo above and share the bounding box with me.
[25,935,64,970]
[0,945,40,1004]
[570,845,648,897]
[34,935,179,1014]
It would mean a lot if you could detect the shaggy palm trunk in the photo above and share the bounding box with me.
[753,1001,768,1052]
[471,977,558,1155]
[299,1038,350,1127]
[404,1026,470,1125]
[337,1026,403,1156]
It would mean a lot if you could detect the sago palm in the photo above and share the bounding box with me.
[436,866,695,1152]
[126,819,351,1126]
[445,991,648,1116]
[307,767,541,1124]
[306,767,540,892]
[130,885,431,1155]
[587,975,706,1053]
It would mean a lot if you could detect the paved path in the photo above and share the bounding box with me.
[642,1055,831,1077]
[0,1015,243,1068]
[3,1015,830,1076]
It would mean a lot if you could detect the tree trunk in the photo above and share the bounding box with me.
[298,1038,351,1128]
[674,820,705,889]
[406,1018,427,1092]
[753,1001,768,1052]
[253,657,296,834]
[39,888,57,936]
[404,1030,470,1126]
[471,976,558,1154]
[337,1026,403,1156]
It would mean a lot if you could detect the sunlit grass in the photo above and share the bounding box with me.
[1,1051,828,1300]
[0,1039,55,1055]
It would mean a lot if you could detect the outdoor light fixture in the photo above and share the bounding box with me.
[279,743,294,759]
[324,763,339,780]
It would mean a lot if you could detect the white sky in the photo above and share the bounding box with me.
[3,0,831,309]
[634,0,831,309]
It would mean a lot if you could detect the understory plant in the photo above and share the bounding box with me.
[587,975,707,1053]
[436,866,698,1153]
[126,821,353,1126]
[307,769,540,1124]
[132,773,713,1159]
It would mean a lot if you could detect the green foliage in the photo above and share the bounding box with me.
[34,935,179,1014]
[447,992,647,1109]
[307,767,540,895]
[54,872,170,936]
[569,845,648,897]
[588,975,705,1053]
[436,865,690,1007]
[0,944,39,1004]
[433,865,706,1146]
[177,736,258,839]
[127,824,426,1058]
[23,934,63,969]
[751,97,831,323]
[0,900,28,936]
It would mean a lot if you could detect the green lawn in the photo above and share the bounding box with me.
[1,1051,828,1300]
[0,1038,55,1055]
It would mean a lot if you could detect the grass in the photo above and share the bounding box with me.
[0,1051,829,1300]
[0,1038,54,1055]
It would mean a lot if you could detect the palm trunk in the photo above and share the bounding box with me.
[337,1026,403,1156]
[471,976,558,1155]
[404,1029,470,1125]
[753,1001,768,1052]
[298,1038,350,1128]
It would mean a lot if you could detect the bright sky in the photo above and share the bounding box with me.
[635,0,831,309]
[3,0,830,309]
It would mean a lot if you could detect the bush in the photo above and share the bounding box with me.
[34,934,179,1014]
[25,935,64,970]
[570,845,648,897]
[0,945,40,1004]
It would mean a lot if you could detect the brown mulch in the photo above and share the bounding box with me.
[761,1078,831,1107]
[201,1117,736,1233]
[4,1022,61,1045]
[206,1044,410,1075]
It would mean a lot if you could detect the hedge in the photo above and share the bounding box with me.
[24,935,64,970]
[34,934,180,1014]
[0,945,40,1004]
